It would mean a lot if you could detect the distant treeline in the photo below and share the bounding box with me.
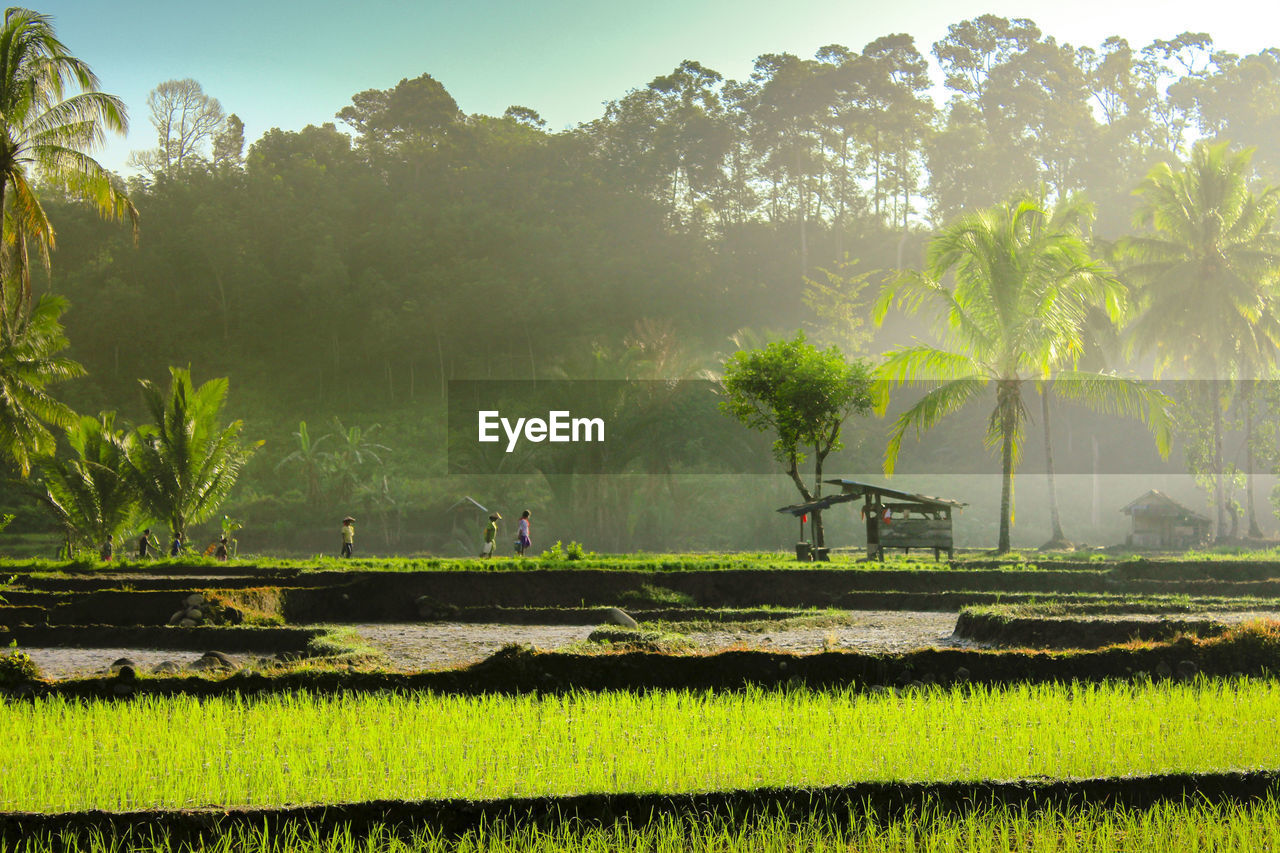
[18,16,1280,552]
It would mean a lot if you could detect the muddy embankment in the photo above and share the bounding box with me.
[2,770,1278,844]
[0,625,320,654]
[13,627,1276,700]
[10,566,1280,628]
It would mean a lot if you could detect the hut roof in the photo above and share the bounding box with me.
[823,479,966,508]
[776,493,859,517]
[1120,490,1211,524]
[446,496,489,514]
[778,480,966,518]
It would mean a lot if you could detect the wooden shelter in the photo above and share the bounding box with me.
[777,480,965,561]
[1120,490,1211,550]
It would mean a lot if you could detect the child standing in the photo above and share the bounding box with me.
[515,510,531,556]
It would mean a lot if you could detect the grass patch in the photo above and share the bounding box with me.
[301,626,387,666]
[643,609,866,633]
[619,583,697,607]
[576,626,695,653]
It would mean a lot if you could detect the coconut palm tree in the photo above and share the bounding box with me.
[28,411,138,554]
[0,6,137,328]
[875,193,1170,552]
[1120,142,1280,539]
[0,290,83,476]
[125,367,259,543]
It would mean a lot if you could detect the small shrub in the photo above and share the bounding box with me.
[619,583,696,607]
[0,641,39,684]
[583,626,693,652]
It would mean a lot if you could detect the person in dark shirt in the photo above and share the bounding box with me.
[170,533,182,557]
[138,529,158,559]
[100,537,113,561]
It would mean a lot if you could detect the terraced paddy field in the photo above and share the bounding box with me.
[4,681,1280,811]
[7,557,1280,849]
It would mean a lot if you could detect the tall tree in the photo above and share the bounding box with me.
[876,194,1169,552]
[212,113,245,167]
[1121,141,1280,538]
[128,78,225,175]
[721,333,873,548]
[125,367,258,542]
[749,53,826,276]
[0,6,136,323]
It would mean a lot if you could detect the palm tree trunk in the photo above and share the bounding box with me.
[999,429,1013,553]
[996,382,1019,553]
[1212,377,1227,540]
[1245,379,1262,538]
[1042,384,1066,544]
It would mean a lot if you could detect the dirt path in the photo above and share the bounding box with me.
[347,610,966,672]
[21,611,965,680]
[20,648,255,681]
[33,609,1272,680]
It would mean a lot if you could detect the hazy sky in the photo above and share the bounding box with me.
[35,0,1280,173]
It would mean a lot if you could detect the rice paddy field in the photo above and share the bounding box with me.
[3,681,1279,812]
[4,803,1280,852]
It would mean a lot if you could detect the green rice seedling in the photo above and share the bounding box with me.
[4,680,1280,812]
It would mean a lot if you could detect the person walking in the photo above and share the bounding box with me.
[481,513,501,558]
[515,510,532,556]
[215,536,229,561]
[99,536,113,562]
[137,528,159,559]
[169,532,183,557]
[341,516,355,557]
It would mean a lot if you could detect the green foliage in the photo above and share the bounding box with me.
[1121,142,1280,537]
[801,257,881,354]
[0,640,38,684]
[0,7,136,321]
[124,367,260,540]
[877,192,1168,551]
[1122,142,1280,380]
[620,583,698,606]
[722,332,873,468]
[540,540,592,561]
[0,294,85,477]
[27,412,138,555]
[274,421,328,504]
[582,625,693,652]
[721,332,873,545]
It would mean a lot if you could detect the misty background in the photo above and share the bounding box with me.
[5,13,1280,555]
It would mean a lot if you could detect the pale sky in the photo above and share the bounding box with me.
[34,0,1280,173]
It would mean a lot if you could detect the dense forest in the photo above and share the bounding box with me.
[9,15,1280,555]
